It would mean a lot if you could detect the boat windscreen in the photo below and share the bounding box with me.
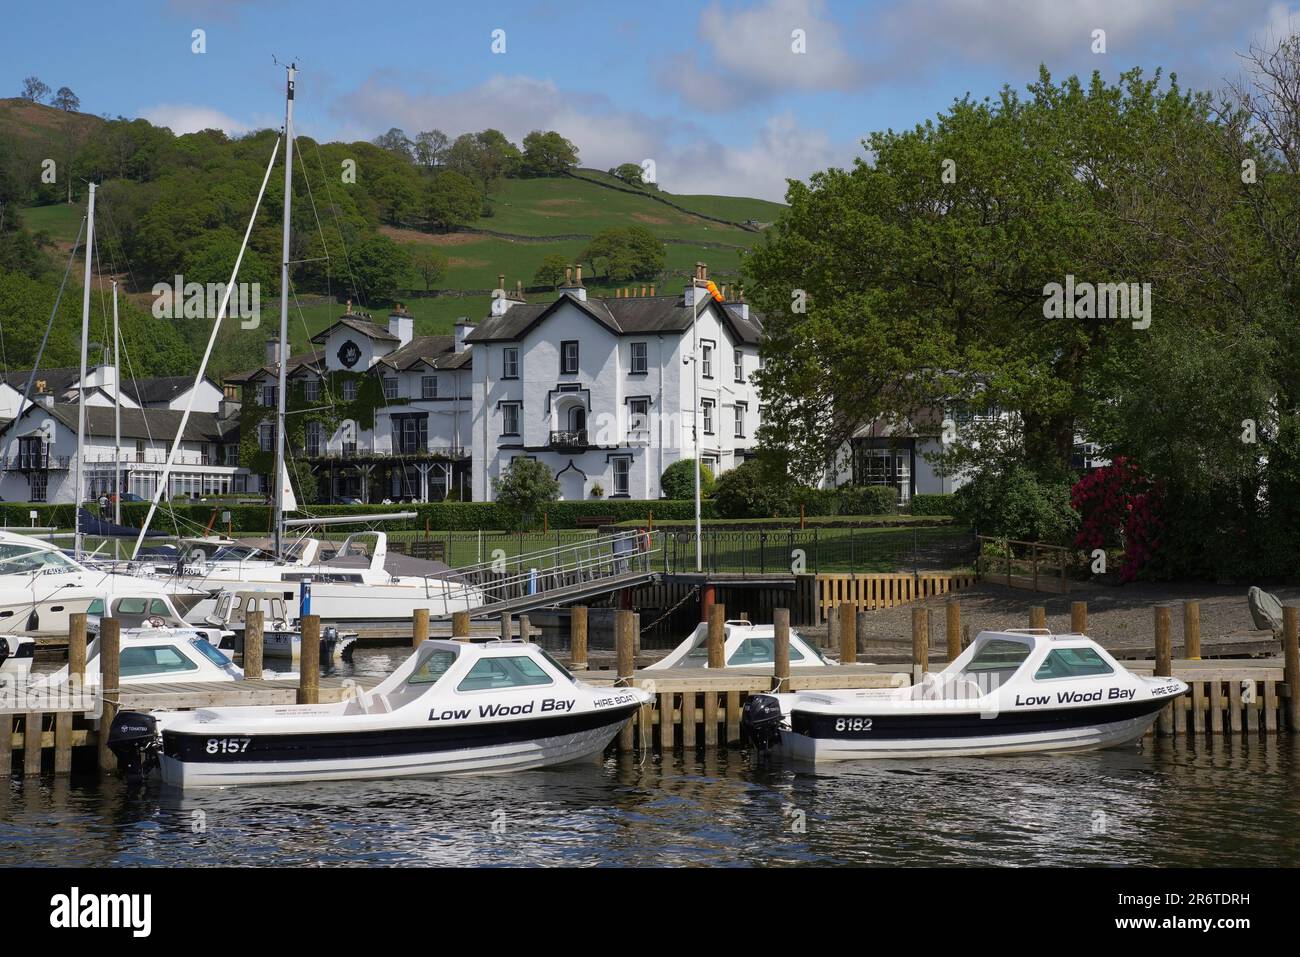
[407,648,458,685]
[0,543,79,575]
[190,638,235,668]
[958,638,1031,678]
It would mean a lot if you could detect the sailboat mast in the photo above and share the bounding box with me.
[113,280,122,527]
[74,182,95,558]
[273,63,295,559]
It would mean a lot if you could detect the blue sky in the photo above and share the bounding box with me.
[5,0,1298,200]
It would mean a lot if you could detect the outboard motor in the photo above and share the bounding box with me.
[321,625,339,670]
[741,694,785,752]
[106,711,162,778]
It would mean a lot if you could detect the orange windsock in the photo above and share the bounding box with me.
[706,280,724,302]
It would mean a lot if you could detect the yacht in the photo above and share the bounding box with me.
[0,530,211,638]
[107,638,652,788]
[742,628,1188,761]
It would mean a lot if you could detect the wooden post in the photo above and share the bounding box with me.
[23,711,43,776]
[1284,605,1300,733]
[411,608,429,649]
[772,607,791,692]
[945,600,961,662]
[1070,600,1087,635]
[244,610,264,679]
[98,617,121,772]
[570,606,588,670]
[1155,604,1172,736]
[499,610,511,642]
[825,605,839,651]
[1029,605,1046,630]
[839,600,857,664]
[1184,600,1201,661]
[707,603,726,669]
[0,712,10,778]
[856,610,869,658]
[297,615,320,705]
[56,612,89,775]
[616,610,635,750]
[452,610,470,640]
[520,614,532,645]
[911,606,929,681]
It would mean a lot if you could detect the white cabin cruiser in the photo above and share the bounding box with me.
[205,589,356,666]
[107,638,652,788]
[646,619,833,670]
[742,629,1188,761]
[0,530,211,637]
[176,532,483,625]
[49,630,248,686]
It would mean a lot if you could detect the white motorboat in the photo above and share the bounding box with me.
[0,633,35,676]
[205,589,356,666]
[106,638,652,788]
[742,628,1188,761]
[86,590,232,650]
[49,629,248,686]
[175,531,483,625]
[645,619,833,670]
[0,530,211,638]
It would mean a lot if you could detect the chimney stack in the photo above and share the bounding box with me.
[388,304,413,347]
[574,264,584,285]
[454,316,476,353]
[563,266,573,286]
[515,279,524,300]
[561,264,587,301]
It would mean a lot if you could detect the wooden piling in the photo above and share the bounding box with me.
[707,603,726,669]
[772,607,791,692]
[0,712,10,775]
[297,615,320,705]
[1070,601,1087,635]
[839,601,857,664]
[911,606,929,680]
[412,608,429,649]
[681,689,696,748]
[499,610,511,642]
[452,610,470,640]
[98,617,121,772]
[520,614,532,646]
[703,691,719,747]
[856,610,869,658]
[1284,605,1300,732]
[1182,600,1201,661]
[570,606,588,670]
[616,610,635,750]
[825,605,839,649]
[1030,605,1046,630]
[1154,604,1172,735]
[23,712,43,776]
[56,612,89,775]
[945,600,961,662]
[244,610,264,679]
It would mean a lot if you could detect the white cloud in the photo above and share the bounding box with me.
[661,0,867,110]
[141,103,252,135]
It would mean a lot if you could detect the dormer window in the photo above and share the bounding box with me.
[303,379,320,402]
[260,384,277,407]
[561,341,579,376]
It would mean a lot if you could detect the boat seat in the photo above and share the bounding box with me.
[344,692,393,715]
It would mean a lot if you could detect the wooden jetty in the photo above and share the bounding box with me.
[4,599,1299,778]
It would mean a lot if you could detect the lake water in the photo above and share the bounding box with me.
[3,737,1296,867]
[9,646,1298,867]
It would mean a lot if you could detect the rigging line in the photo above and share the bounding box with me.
[311,138,362,307]
[0,215,86,488]
[293,134,332,278]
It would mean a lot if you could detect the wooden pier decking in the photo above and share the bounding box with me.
[5,598,1300,777]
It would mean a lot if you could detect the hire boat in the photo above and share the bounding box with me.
[741,628,1188,761]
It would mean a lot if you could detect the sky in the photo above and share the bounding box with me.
[5,0,1299,201]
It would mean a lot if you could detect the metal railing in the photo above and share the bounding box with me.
[662,526,978,575]
[549,430,588,449]
[426,529,661,617]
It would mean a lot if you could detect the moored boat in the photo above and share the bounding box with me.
[742,628,1188,760]
[645,619,832,670]
[107,638,651,788]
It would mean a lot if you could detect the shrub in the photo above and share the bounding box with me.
[660,458,714,500]
[836,485,899,516]
[953,465,1077,544]
[1071,457,1163,582]
[712,460,787,518]
[909,493,958,516]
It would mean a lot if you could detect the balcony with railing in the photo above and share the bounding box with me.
[304,443,469,461]
[549,429,588,450]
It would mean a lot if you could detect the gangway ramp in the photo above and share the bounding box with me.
[427,529,661,620]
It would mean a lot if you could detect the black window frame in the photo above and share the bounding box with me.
[734,401,747,439]
[560,340,580,376]
[501,402,522,437]
[630,341,648,375]
[701,398,715,435]
[502,346,519,380]
[421,375,438,399]
[700,340,715,379]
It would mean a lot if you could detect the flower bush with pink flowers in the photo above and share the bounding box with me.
[1070,457,1164,582]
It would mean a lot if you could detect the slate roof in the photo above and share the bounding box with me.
[309,314,400,344]
[0,367,86,397]
[464,292,764,345]
[121,375,220,405]
[375,335,472,371]
[224,350,326,385]
[5,403,237,443]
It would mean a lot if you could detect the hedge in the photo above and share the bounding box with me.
[0,500,714,534]
[908,493,958,516]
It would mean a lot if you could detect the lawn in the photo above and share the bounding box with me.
[18,202,83,242]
